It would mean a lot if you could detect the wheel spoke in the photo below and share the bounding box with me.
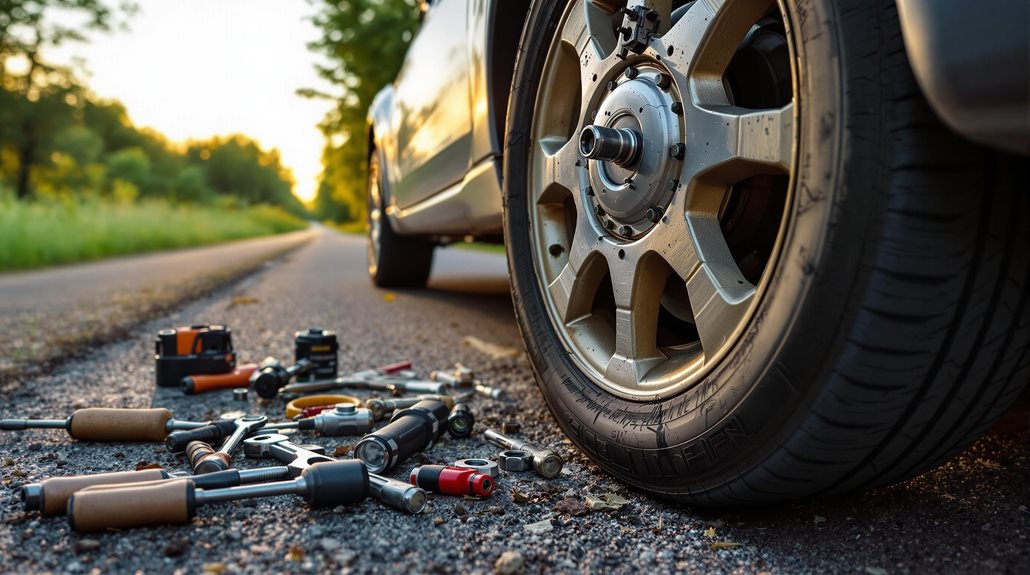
[547,219,605,322]
[535,136,584,204]
[664,0,776,73]
[604,251,669,386]
[683,212,756,359]
[561,1,620,65]
[686,102,793,180]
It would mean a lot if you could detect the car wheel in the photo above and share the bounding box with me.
[366,148,434,288]
[503,0,1030,503]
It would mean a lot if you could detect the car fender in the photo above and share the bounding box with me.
[367,84,398,210]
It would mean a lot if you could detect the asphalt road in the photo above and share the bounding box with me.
[0,229,316,377]
[1,228,1027,574]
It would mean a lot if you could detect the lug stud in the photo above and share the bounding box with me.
[668,179,680,191]
[595,205,606,216]
[619,225,633,236]
[670,143,685,160]
[607,80,619,92]
[586,186,595,196]
[624,67,639,80]
[670,102,683,114]
[645,206,665,223]
[605,219,616,230]
[656,73,672,90]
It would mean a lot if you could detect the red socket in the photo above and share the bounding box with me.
[409,465,494,497]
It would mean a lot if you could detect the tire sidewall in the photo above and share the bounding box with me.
[504,0,868,497]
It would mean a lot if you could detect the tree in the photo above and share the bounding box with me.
[0,0,136,198]
[302,0,419,221]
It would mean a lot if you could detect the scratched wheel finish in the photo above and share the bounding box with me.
[505,0,1030,505]
[528,0,794,401]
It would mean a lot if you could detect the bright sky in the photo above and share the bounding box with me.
[49,0,335,203]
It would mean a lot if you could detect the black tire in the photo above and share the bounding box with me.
[503,0,1030,504]
[366,149,434,288]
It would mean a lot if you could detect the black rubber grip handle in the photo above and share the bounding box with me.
[189,469,242,489]
[165,420,236,452]
[302,460,369,508]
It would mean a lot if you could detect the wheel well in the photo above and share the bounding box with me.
[489,1,532,153]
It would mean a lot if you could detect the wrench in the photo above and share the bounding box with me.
[243,433,426,514]
[190,415,267,474]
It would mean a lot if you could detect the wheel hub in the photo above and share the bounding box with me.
[583,66,683,240]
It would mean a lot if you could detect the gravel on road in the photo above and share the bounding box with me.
[1,229,1027,574]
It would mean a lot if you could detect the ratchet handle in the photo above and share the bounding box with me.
[165,420,237,452]
[27,469,171,516]
[67,408,173,442]
[69,478,195,532]
[181,364,258,395]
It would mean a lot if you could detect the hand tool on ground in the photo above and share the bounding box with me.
[165,414,297,453]
[187,414,267,474]
[497,450,534,472]
[354,399,450,474]
[243,433,426,514]
[483,429,564,478]
[294,328,339,382]
[155,324,235,387]
[279,361,413,395]
[21,465,287,516]
[251,357,315,398]
[409,465,494,497]
[364,395,458,421]
[295,403,374,436]
[285,394,362,419]
[67,459,369,532]
[180,363,258,395]
[446,403,475,438]
[431,364,508,400]
[0,408,207,442]
[452,458,500,479]
[233,388,248,401]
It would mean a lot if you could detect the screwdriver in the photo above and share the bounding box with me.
[0,408,207,442]
[68,459,369,532]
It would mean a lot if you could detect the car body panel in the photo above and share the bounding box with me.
[390,0,474,209]
[897,0,1030,155]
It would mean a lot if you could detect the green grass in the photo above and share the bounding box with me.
[0,198,308,272]
[450,241,506,255]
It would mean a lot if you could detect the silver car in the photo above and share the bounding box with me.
[366,0,1030,504]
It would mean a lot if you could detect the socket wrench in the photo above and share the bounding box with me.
[482,429,563,478]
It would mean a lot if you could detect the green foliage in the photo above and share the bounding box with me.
[304,0,419,222]
[0,196,307,271]
[105,146,150,190]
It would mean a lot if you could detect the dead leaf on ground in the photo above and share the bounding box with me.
[585,492,631,512]
[553,497,588,516]
[202,563,227,575]
[976,458,1003,470]
[704,527,717,538]
[228,296,259,308]
[814,515,827,525]
[711,541,743,550]
[462,336,520,359]
[383,292,396,302]
[511,489,530,504]
[285,546,305,562]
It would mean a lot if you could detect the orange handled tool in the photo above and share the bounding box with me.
[180,363,258,395]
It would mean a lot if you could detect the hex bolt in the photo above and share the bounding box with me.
[646,206,665,223]
[671,102,683,115]
[656,73,672,90]
[624,67,639,80]
[595,205,606,217]
[605,219,616,230]
[607,80,619,92]
[668,179,680,191]
[670,143,685,160]
[619,225,633,236]
[586,186,595,196]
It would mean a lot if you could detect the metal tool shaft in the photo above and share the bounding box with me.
[194,477,306,505]
[0,419,67,430]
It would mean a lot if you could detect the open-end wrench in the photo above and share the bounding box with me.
[243,433,426,514]
[189,415,267,474]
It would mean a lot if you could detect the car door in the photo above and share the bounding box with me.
[389,0,473,210]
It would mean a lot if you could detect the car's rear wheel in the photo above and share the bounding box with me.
[503,0,1030,504]
[366,149,434,288]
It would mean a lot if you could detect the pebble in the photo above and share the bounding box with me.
[454,504,468,517]
[74,539,101,554]
[319,538,341,552]
[433,517,445,526]
[495,550,525,575]
[27,443,42,452]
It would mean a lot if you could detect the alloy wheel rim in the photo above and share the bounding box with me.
[528,0,798,400]
[367,154,383,276]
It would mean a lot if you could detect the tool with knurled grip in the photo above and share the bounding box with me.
[0,408,207,442]
[242,433,426,514]
[67,459,370,532]
[354,399,450,474]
